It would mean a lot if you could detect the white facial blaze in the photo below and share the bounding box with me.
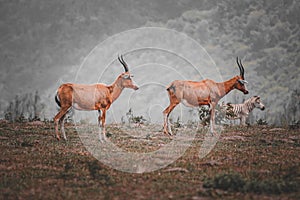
[122,74,130,79]
[238,79,248,84]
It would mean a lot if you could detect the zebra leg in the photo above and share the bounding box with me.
[240,116,247,126]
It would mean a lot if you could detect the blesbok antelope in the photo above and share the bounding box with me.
[163,57,249,135]
[54,55,139,141]
[223,96,265,125]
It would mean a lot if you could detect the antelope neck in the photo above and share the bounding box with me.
[217,77,238,97]
[110,78,124,102]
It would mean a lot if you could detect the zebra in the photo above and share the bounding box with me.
[223,96,265,125]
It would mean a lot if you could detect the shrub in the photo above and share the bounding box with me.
[203,172,299,194]
[256,118,268,125]
[126,108,147,125]
[203,172,245,192]
[4,91,45,123]
[197,104,229,125]
[87,160,114,185]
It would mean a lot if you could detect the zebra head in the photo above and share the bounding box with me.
[252,96,265,110]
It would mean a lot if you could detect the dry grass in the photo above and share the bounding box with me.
[0,120,299,199]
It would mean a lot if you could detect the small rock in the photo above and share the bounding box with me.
[164,167,189,173]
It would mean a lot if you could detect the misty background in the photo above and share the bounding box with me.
[0,0,299,125]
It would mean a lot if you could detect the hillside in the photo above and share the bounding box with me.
[146,0,300,124]
[0,122,299,199]
[0,0,299,125]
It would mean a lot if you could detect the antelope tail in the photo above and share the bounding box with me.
[55,93,61,107]
[166,83,176,92]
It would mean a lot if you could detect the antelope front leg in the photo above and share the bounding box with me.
[97,110,103,142]
[97,110,104,142]
[98,110,107,142]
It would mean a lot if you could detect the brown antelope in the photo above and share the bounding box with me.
[54,55,139,141]
[163,57,249,135]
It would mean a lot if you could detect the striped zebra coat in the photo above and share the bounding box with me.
[223,96,265,125]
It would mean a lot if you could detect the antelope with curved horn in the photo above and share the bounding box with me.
[163,57,248,135]
[54,55,139,141]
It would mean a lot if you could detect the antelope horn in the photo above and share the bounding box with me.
[236,57,245,79]
[239,58,245,78]
[118,55,129,72]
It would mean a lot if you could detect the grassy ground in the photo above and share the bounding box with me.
[0,120,299,199]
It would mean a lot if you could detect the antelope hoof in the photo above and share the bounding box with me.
[163,129,169,135]
[168,128,173,136]
[99,135,107,143]
[164,130,173,136]
[56,136,60,141]
[103,135,108,142]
